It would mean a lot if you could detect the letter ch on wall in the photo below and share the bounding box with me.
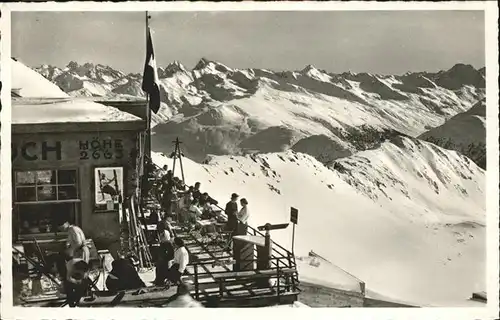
[42,141,62,160]
[12,141,63,161]
[21,142,37,161]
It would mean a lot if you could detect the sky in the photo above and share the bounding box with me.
[12,10,485,75]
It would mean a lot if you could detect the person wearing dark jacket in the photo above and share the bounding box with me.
[106,256,146,293]
[192,182,202,202]
[153,225,176,286]
[65,258,91,307]
[161,185,177,218]
[153,241,176,286]
[225,193,239,234]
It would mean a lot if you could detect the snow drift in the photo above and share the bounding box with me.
[151,135,485,307]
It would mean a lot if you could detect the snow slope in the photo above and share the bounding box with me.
[419,99,486,169]
[12,58,69,98]
[151,135,485,307]
[33,59,485,163]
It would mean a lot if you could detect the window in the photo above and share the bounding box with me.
[14,169,80,237]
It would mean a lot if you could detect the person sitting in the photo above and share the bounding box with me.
[106,256,146,293]
[152,221,176,285]
[160,165,169,177]
[162,170,174,186]
[157,220,173,243]
[65,258,91,307]
[148,210,160,225]
[188,200,203,220]
[163,282,204,308]
[198,193,209,207]
[165,237,189,284]
[192,182,202,202]
[175,183,188,211]
[153,239,176,286]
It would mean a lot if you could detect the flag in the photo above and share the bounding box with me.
[142,27,161,114]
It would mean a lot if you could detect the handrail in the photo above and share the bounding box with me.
[210,203,292,258]
[191,260,299,301]
[146,163,300,293]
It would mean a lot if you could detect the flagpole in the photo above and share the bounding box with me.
[146,11,152,161]
[142,11,151,208]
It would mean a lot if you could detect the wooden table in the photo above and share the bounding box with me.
[196,220,224,235]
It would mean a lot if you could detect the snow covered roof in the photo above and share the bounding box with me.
[296,256,364,293]
[12,98,143,125]
[12,58,69,98]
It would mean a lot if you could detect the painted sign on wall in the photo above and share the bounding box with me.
[11,141,62,161]
[94,166,124,211]
[79,139,124,161]
[12,132,135,166]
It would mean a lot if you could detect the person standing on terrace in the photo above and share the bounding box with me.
[225,193,239,235]
[236,198,250,235]
[61,220,89,263]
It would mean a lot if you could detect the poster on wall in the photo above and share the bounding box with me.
[94,166,124,211]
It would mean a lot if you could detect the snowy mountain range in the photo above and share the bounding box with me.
[33,59,485,165]
[14,58,487,306]
[419,99,486,169]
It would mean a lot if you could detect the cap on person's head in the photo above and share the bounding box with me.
[241,198,248,205]
[202,192,208,196]
[231,193,239,199]
[195,182,201,187]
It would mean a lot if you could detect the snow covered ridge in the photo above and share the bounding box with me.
[151,134,485,307]
[30,58,485,163]
[419,99,486,169]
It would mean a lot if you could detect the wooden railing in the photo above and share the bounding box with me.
[145,162,301,302]
[189,255,300,303]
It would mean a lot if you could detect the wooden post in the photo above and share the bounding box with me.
[360,281,366,296]
[276,262,281,300]
[177,138,186,183]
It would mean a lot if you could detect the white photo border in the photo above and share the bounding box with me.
[1,2,498,320]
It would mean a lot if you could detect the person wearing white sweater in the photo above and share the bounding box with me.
[173,238,189,274]
[164,237,190,284]
[237,198,249,224]
[236,198,250,235]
